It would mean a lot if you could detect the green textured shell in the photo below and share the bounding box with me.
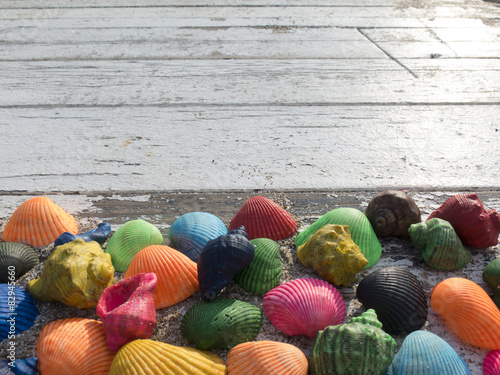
[483,258,500,308]
[233,238,283,294]
[309,309,396,375]
[409,218,471,271]
[105,219,163,272]
[180,298,263,350]
[0,242,39,283]
[295,207,381,268]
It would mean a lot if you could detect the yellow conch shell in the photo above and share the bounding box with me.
[297,224,368,286]
[27,239,115,308]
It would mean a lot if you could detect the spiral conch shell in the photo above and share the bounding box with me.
[296,224,368,286]
[26,239,115,308]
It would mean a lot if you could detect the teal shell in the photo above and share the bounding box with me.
[309,309,396,375]
[483,258,500,308]
[409,218,471,271]
[180,298,263,350]
[233,238,283,294]
[295,208,381,268]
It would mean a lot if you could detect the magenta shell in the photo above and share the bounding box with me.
[263,278,346,338]
[96,272,157,351]
[484,350,500,375]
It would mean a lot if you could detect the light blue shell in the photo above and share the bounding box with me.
[0,284,39,340]
[168,212,227,261]
[385,331,471,375]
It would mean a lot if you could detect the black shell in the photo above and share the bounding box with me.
[0,242,39,283]
[356,267,428,334]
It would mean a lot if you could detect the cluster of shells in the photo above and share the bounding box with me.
[0,192,500,374]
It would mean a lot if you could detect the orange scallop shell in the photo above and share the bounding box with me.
[124,245,199,309]
[1,196,78,247]
[431,277,500,350]
[36,318,115,375]
[229,196,297,241]
[227,340,308,375]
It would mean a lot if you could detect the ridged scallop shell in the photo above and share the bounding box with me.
[124,244,199,309]
[181,298,263,350]
[0,357,38,375]
[105,219,163,272]
[431,277,500,350]
[365,190,421,237]
[295,207,381,268]
[1,196,78,247]
[0,284,39,340]
[427,193,500,248]
[54,222,112,248]
[483,258,500,308]
[36,318,115,375]
[197,227,255,300]
[233,238,282,294]
[109,339,226,375]
[0,242,39,283]
[227,340,308,375]
[229,196,297,241]
[385,330,471,375]
[167,212,228,261]
[309,309,396,375]
[356,267,428,334]
[297,224,368,286]
[26,239,115,308]
[409,218,471,271]
[484,350,500,375]
[263,278,346,338]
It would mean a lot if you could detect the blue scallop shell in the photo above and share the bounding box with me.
[197,227,255,300]
[54,222,111,248]
[168,212,227,261]
[385,331,471,375]
[0,358,39,375]
[0,284,39,340]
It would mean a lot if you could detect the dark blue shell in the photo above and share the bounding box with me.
[0,358,39,375]
[0,284,39,340]
[54,222,111,247]
[197,227,255,300]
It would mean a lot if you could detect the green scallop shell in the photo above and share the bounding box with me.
[180,298,263,350]
[483,258,500,308]
[233,238,283,294]
[105,219,163,272]
[295,208,381,268]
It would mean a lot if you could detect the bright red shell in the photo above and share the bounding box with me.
[484,350,500,375]
[427,193,500,248]
[229,196,297,240]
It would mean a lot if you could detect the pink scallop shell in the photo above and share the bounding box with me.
[427,193,500,248]
[484,350,500,375]
[229,196,297,241]
[263,278,346,338]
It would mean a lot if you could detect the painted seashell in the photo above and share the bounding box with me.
[197,227,255,300]
[483,258,500,308]
[263,278,346,338]
[1,196,78,247]
[96,272,157,351]
[0,357,38,375]
[167,212,228,261]
[227,340,308,375]
[124,244,198,309]
[0,242,39,283]
[36,318,115,374]
[427,193,500,248]
[109,339,226,375]
[0,284,39,340]
[484,350,500,375]
[229,196,297,240]
[26,239,115,308]
[54,222,112,248]
[385,330,471,375]
[233,238,282,294]
[431,277,500,350]
[409,218,471,271]
[356,267,428,334]
[181,298,263,350]
[309,309,396,375]
[297,224,368,286]
[365,190,421,237]
[105,219,163,272]
[295,207,381,268]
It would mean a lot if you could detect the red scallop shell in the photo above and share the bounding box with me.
[484,350,500,375]
[229,196,297,241]
[427,193,500,248]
